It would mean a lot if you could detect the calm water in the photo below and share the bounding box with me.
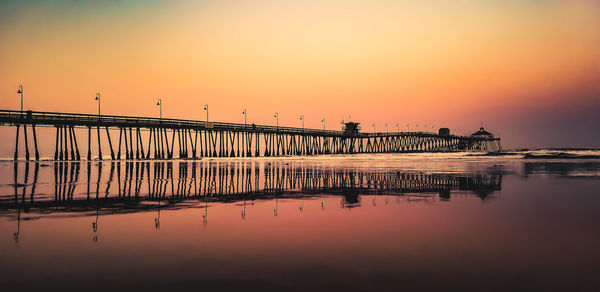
[1,151,600,291]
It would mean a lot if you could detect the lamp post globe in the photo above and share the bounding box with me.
[156,98,162,119]
[94,93,101,117]
[203,104,209,122]
[17,85,23,115]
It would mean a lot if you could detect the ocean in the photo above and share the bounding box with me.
[1,150,599,291]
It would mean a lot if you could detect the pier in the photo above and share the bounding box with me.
[1,109,502,161]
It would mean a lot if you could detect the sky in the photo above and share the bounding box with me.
[1,0,599,150]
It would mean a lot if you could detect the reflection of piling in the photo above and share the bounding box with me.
[106,162,115,196]
[86,161,91,199]
[5,161,505,215]
[13,208,21,243]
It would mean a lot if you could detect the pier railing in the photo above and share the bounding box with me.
[0,109,476,138]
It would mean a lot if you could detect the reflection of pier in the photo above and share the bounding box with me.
[4,161,502,243]
[3,161,502,215]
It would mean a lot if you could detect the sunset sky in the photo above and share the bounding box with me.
[1,0,599,150]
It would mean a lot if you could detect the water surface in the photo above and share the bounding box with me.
[1,152,599,291]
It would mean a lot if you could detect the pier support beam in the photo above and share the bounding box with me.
[97,126,103,160]
[138,128,145,160]
[106,127,115,160]
[124,128,130,159]
[54,127,60,160]
[71,126,81,160]
[134,128,139,160]
[117,128,123,160]
[129,128,134,160]
[23,125,30,161]
[63,126,69,161]
[32,124,39,161]
[146,128,152,159]
[87,127,91,160]
[14,124,20,161]
[152,128,158,159]
[68,125,75,160]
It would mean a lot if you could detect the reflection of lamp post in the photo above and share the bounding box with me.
[203,104,209,122]
[203,201,208,226]
[13,208,21,243]
[241,200,246,220]
[274,112,279,129]
[94,93,101,117]
[321,118,326,130]
[17,85,23,115]
[156,98,162,119]
[92,208,99,242]
[300,115,304,131]
[155,201,161,230]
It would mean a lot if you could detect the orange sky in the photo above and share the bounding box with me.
[1,0,599,148]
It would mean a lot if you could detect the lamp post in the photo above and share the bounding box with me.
[203,104,209,122]
[396,123,400,132]
[242,108,247,125]
[156,98,162,119]
[274,112,279,129]
[385,123,389,134]
[300,115,304,131]
[372,123,376,132]
[321,118,325,130]
[94,93,101,117]
[406,123,410,132]
[94,92,102,160]
[17,85,23,115]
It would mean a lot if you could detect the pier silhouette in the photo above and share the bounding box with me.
[1,109,502,161]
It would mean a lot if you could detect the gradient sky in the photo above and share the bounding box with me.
[1,0,599,149]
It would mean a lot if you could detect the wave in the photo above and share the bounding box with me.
[523,152,600,159]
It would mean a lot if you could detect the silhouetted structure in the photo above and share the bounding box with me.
[343,122,360,136]
[1,110,502,161]
[438,128,450,136]
[470,127,501,150]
